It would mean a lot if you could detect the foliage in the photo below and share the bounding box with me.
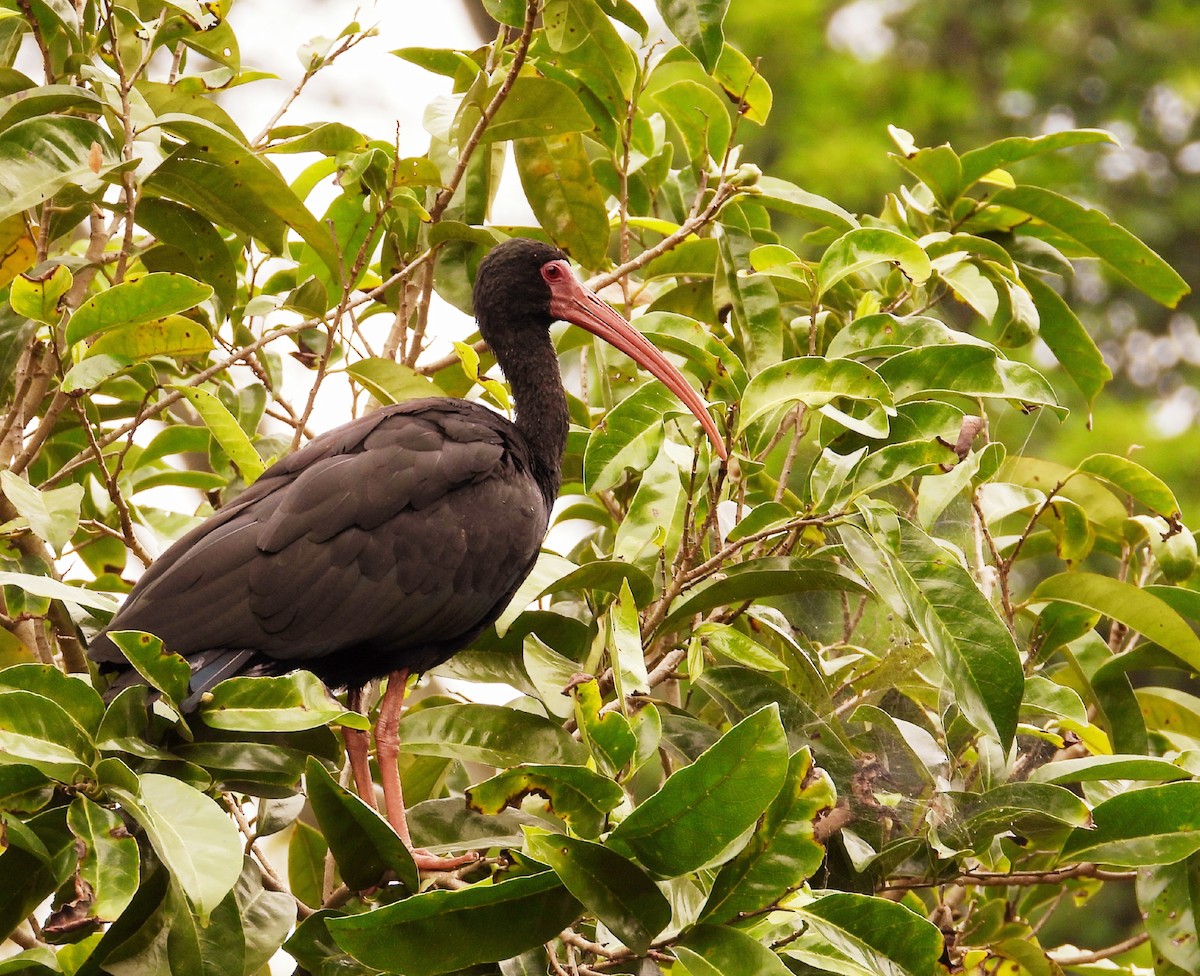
[723,0,1200,503]
[0,1,1196,975]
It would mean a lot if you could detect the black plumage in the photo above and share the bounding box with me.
[87,237,725,867]
[88,400,549,697]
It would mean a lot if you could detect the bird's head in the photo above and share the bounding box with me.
[472,237,567,344]
[472,237,728,460]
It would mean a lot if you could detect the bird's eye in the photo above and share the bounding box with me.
[542,263,563,282]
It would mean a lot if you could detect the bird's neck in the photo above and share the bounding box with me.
[495,331,567,501]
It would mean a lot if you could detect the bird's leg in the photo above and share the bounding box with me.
[375,669,479,871]
[344,685,377,809]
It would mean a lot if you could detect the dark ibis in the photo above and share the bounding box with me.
[88,237,726,870]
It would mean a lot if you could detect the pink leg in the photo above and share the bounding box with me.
[344,686,376,808]
[376,669,479,871]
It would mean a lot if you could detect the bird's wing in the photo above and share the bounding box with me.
[90,400,549,678]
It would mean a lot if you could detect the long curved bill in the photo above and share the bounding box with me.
[546,261,727,460]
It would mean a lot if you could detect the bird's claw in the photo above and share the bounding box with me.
[411,848,481,872]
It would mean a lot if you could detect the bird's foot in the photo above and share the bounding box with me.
[410,848,481,872]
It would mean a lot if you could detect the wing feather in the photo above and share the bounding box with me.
[90,399,550,688]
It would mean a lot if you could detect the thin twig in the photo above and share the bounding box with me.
[1047,931,1149,966]
[426,1,538,224]
[222,795,313,919]
[69,400,152,567]
[251,28,375,147]
[586,181,741,292]
[880,862,1135,891]
[45,321,312,487]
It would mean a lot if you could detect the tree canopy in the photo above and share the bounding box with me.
[0,1,1197,975]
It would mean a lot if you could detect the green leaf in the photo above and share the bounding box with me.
[584,382,677,492]
[466,764,624,839]
[145,115,342,277]
[826,312,974,359]
[798,892,945,976]
[60,353,133,393]
[607,579,651,698]
[137,198,239,314]
[0,116,122,223]
[817,227,932,297]
[526,832,671,954]
[288,821,327,909]
[701,748,835,922]
[724,500,792,543]
[1063,782,1200,866]
[0,470,82,553]
[0,664,103,736]
[612,442,685,568]
[1073,453,1180,517]
[0,83,98,134]
[105,630,191,714]
[478,77,593,143]
[659,557,866,634]
[0,214,36,291]
[409,796,541,854]
[959,129,1117,185]
[304,757,418,890]
[9,263,71,323]
[752,176,858,231]
[482,0,526,27]
[344,357,441,404]
[264,121,370,155]
[943,782,1092,849]
[991,185,1190,307]
[493,551,577,636]
[68,795,139,922]
[1138,854,1200,974]
[1031,754,1189,785]
[0,688,96,775]
[640,313,748,400]
[232,858,297,975]
[876,344,1064,417]
[654,80,732,162]
[1023,273,1110,413]
[113,773,243,917]
[199,671,368,732]
[738,357,895,438]
[0,807,78,947]
[1000,455,1128,532]
[176,739,312,797]
[573,678,637,777]
[514,133,608,268]
[892,142,963,207]
[677,924,793,976]
[940,260,998,319]
[84,314,214,361]
[713,44,771,123]
[168,385,266,483]
[0,764,53,813]
[286,911,381,976]
[66,271,213,344]
[326,872,581,976]
[843,439,959,504]
[607,704,789,876]
[1031,573,1200,670]
[537,559,655,607]
[543,0,636,120]
[841,520,1023,748]
[656,0,730,71]
[396,703,586,766]
[718,227,783,375]
[696,622,787,672]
